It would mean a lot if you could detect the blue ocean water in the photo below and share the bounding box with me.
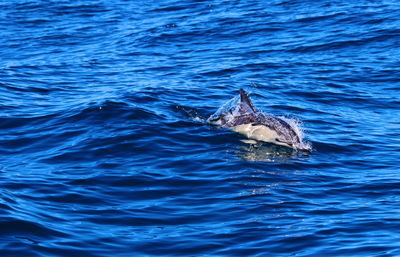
[1,0,400,256]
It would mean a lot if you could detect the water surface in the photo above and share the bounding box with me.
[1,0,400,256]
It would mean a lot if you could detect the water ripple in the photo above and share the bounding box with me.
[1,0,400,256]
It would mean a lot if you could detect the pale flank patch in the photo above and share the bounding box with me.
[240,139,259,144]
[233,124,279,144]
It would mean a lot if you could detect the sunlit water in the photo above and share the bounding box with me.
[1,0,400,256]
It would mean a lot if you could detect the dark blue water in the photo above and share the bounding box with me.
[1,0,400,256]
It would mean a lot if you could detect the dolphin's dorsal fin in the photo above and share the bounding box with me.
[239,88,256,113]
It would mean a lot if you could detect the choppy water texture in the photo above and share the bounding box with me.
[1,0,400,256]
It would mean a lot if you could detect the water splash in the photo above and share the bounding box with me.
[277,115,313,151]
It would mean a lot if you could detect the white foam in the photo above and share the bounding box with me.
[279,115,312,151]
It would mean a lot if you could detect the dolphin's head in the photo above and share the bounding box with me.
[207,113,225,126]
[207,94,241,127]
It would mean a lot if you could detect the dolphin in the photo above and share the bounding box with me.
[208,89,311,151]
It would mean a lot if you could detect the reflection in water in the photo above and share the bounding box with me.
[235,142,310,162]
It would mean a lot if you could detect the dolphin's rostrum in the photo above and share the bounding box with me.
[208,89,311,151]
